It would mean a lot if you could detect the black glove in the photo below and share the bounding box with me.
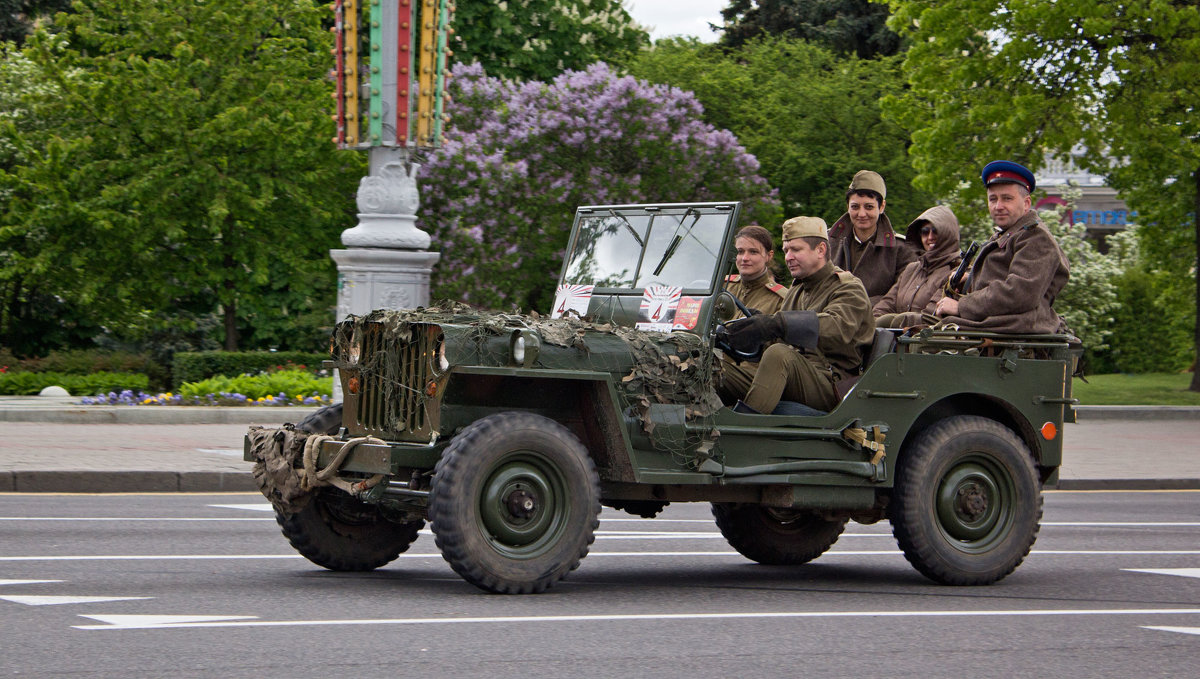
[723,313,783,355]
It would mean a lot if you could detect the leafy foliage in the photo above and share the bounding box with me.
[1037,200,1119,355]
[629,38,934,224]
[0,0,70,44]
[718,0,902,58]
[1,0,362,355]
[451,0,649,81]
[177,369,331,402]
[0,370,148,395]
[172,350,329,388]
[884,0,1200,385]
[417,61,779,311]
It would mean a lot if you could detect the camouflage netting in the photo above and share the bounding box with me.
[331,302,725,427]
[246,425,314,515]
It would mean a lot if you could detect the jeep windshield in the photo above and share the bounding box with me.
[560,204,738,294]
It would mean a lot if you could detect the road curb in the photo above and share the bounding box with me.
[0,406,313,425]
[3,470,258,493]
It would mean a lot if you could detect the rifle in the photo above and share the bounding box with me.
[945,241,980,298]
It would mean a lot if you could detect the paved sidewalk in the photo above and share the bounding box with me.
[1,396,1197,493]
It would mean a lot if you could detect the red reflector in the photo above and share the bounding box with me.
[1040,422,1057,440]
[348,376,360,394]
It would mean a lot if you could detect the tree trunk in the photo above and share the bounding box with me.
[223,250,238,352]
[1191,166,1200,392]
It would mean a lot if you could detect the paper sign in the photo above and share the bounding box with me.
[673,297,702,330]
[636,285,682,332]
[551,284,593,319]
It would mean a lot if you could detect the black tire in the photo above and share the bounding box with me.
[711,503,848,565]
[604,499,670,519]
[890,415,1041,586]
[428,412,601,594]
[277,491,423,571]
[295,403,343,436]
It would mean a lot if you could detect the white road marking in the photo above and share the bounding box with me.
[79,615,257,629]
[1124,568,1200,579]
[0,595,151,606]
[0,517,273,522]
[74,608,1200,631]
[195,449,243,457]
[0,579,62,586]
[1143,626,1200,636]
[5,549,1200,563]
[209,504,274,512]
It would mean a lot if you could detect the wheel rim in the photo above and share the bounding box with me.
[933,454,1015,552]
[478,451,569,559]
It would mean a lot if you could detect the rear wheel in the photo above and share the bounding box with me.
[428,412,601,594]
[712,503,847,565]
[890,415,1041,585]
[277,491,423,571]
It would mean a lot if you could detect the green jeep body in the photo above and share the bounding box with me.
[246,202,1079,593]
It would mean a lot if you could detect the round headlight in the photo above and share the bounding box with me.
[512,335,526,364]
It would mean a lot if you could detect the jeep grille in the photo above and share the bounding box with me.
[353,322,443,440]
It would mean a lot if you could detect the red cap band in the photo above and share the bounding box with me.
[986,170,1030,190]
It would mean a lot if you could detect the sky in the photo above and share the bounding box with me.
[625,1,727,43]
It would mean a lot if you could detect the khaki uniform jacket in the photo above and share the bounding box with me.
[829,212,919,306]
[943,211,1070,334]
[724,272,788,319]
[781,262,875,379]
[873,205,961,326]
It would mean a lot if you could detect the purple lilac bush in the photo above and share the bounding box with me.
[80,390,329,407]
[418,62,780,312]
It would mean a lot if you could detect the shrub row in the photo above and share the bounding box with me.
[0,371,150,396]
[177,370,333,401]
[171,351,330,387]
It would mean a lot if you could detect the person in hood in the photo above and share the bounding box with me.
[827,170,919,306]
[873,205,961,328]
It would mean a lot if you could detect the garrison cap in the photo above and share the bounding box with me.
[781,216,828,242]
[847,170,886,200]
[982,160,1036,193]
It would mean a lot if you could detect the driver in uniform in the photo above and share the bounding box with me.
[718,216,874,414]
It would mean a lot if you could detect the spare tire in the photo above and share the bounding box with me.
[294,403,344,436]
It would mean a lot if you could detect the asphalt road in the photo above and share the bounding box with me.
[1,491,1198,678]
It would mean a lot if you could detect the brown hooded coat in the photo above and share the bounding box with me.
[941,210,1070,334]
[829,212,919,306]
[873,205,961,327]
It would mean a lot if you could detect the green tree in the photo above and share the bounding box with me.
[718,0,902,58]
[884,0,1200,389]
[451,0,649,81]
[629,37,933,225]
[1,0,362,354]
[0,0,70,44]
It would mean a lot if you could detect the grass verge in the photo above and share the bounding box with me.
[1073,373,1200,406]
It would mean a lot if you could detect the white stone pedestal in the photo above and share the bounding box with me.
[330,248,440,400]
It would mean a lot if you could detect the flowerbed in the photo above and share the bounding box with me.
[80,389,332,407]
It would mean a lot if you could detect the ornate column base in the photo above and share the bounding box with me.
[330,248,440,401]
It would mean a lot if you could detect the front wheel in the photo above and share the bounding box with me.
[890,415,1042,585]
[277,491,423,571]
[712,503,847,565]
[428,412,601,594]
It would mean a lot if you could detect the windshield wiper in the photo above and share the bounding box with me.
[609,210,644,248]
[651,208,699,276]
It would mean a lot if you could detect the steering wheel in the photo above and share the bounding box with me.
[714,293,766,363]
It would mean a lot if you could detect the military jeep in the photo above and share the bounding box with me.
[246,201,1080,594]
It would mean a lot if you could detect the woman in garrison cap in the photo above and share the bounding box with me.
[873,205,962,328]
[827,170,919,306]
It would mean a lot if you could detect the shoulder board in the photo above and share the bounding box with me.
[766,282,788,296]
[725,274,740,282]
